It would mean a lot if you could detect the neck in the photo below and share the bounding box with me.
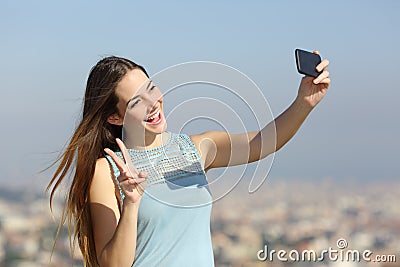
[124,130,168,150]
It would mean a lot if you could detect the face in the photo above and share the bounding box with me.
[111,68,167,135]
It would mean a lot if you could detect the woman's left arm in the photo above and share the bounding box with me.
[196,52,330,171]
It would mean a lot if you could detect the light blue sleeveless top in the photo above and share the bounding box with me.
[105,131,214,267]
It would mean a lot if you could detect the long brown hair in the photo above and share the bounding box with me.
[46,56,148,266]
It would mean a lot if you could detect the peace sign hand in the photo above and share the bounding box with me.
[104,138,148,205]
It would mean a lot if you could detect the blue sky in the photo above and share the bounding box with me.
[1,1,399,187]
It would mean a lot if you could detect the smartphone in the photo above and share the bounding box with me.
[295,49,322,78]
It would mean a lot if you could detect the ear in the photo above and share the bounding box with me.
[107,114,123,126]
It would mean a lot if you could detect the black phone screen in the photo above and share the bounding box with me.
[295,49,322,78]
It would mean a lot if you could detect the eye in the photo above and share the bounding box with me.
[150,85,156,91]
[130,100,140,108]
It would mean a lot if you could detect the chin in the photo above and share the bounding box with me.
[145,124,167,134]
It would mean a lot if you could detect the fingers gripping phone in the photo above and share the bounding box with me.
[295,49,322,78]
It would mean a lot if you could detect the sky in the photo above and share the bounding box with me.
[0,0,399,189]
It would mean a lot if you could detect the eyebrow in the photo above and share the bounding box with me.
[126,80,153,106]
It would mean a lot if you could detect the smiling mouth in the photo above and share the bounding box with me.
[144,110,162,124]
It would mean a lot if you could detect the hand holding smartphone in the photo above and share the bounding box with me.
[295,49,322,78]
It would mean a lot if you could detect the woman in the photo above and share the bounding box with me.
[47,54,330,266]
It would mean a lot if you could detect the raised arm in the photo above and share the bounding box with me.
[89,139,148,266]
[193,52,330,171]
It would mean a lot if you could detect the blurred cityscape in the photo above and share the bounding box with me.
[0,177,399,267]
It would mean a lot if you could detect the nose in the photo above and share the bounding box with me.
[143,91,163,112]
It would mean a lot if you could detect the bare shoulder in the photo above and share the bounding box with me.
[189,131,219,172]
[189,130,227,149]
[188,133,202,149]
[92,157,115,188]
[90,158,121,260]
[90,158,119,209]
[95,157,112,174]
[189,132,208,158]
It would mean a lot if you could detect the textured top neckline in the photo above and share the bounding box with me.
[126,131,173,153]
